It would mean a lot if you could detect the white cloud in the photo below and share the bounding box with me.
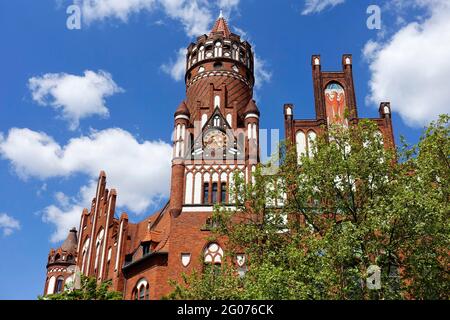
[0,128,172,242]
[217,0,240,18]
[29,70,123,130]
[43,202,84,243]
[302,0,345,15]
[230,27,272,90]
[75,0,156,23]
[364,0,450,127]
[0,213,21,236]
[254,54,272,90]
[74,0,240,38]
[161,48,187,81]
[159,0,213,38]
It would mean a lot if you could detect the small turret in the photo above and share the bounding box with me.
[44,228,78,295]
[174,101,190,119]
[243,99,260,118]
[185,13,255,124]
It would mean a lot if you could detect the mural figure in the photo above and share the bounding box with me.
[325,83,347,126]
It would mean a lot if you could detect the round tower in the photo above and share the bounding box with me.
[168,13,260,213]
[184,12,255,125]
[44,228,78,295]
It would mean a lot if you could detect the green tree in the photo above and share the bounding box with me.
[168,116,449,300]
[39,275,123,300]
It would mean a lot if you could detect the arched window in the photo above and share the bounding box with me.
[214,41,222,57]
[54,253,60,261]
[214,96,221,109]
[81,237,90,275]
[198,46,205,61]
[47,276,56,295]
[201,114,208,128]
[213,115,220,127]
[203,182,209,204]
[307,131,317,158]
[94,229,104,274]
[212,183,218,203]
[226,113,232,127]
[204,243,224,265]
[66,254,74,262]
[134,279,149,300]
[221,182,227,203]
[296,131,306,164]
[55,276,64,294]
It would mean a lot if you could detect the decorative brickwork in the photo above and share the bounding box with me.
[43,14,395,300]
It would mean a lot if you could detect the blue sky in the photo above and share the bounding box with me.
[0,0,449,299]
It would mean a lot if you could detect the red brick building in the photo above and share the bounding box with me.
[43,15,395,299]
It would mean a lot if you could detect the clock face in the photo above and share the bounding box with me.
[203,130,228,149]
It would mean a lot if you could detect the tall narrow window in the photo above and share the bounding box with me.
[142,243,150,256]
[55,277,64,293]
[212,183,218,204]
[221,182,227,203]
[203,183,209,204]
[135,279,149,300]
[214,116,220,127]
[94,242,100,274]
[139,287,145,300]
[94,229,104,274]
[81,238,90,275]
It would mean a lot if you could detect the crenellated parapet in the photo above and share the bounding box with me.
[183,14,255,126]
[185,19,254,88]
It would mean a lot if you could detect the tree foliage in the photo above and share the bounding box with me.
[169,116,449,300]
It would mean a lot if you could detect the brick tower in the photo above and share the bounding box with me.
[165,11,259,289]
[44,228,78,295]
[42,14,396,300]
[43,14,261,300]
[169,11,259,216]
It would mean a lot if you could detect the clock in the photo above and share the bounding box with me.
[203,130,228,149]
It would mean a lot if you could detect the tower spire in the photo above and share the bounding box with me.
[210,11,231,37]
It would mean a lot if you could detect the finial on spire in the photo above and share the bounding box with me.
[211,10,231,37]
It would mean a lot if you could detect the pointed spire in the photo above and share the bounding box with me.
[60,228,78,254]
[210,11,231,37]
[175,100,190,117]
[243,99,260,116]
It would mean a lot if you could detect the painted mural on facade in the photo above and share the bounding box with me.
[325,82,347,126]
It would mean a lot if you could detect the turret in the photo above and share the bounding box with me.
[243,99,260,163]
[44,228,78,295]
[170,101,189,217]
[168,13,260,212]
[184,13,255,127]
